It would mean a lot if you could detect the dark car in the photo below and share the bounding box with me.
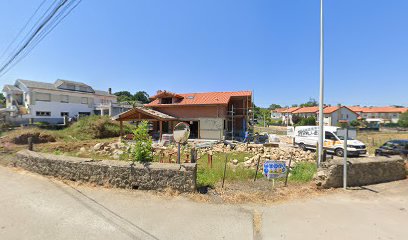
[375,140,408,160]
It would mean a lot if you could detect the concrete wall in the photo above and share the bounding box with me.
[14,150,197,192]
[152,105,227,119]
[315,156,406,188]
[199,118,224,139]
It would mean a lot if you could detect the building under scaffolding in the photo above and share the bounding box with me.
[114,90,253,141]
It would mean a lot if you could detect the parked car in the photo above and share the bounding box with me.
[375,140,408,160]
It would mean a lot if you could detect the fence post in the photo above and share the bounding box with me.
[28,137,33,151]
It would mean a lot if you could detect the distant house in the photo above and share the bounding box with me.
[291,106,358,126]
[318,106,359,126]
[1,79,132,125]
[113,90,253,140]
[292,106,320,118]
[349,106,407,124]
[271,107,300,125]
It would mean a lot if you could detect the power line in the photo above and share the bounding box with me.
[0,0,82,77]
[0,0,48,62]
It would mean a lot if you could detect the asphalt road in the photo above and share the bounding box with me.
[1,166,407,240]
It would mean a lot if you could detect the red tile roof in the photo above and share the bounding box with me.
[145,90,252,106]
[273,107,300,113]
[348,106,407,113]
[322,106,340,114]
[292,106,319,114]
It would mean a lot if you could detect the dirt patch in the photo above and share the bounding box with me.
[188,179,334,205]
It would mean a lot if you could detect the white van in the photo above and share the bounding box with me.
[291,126,366,157]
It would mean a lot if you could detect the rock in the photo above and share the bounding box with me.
[232,159,239,165]
[93,143,103,151]
[79,147,86,153]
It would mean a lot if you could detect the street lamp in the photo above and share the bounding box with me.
[318,0,324,167]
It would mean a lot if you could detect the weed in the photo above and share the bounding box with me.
[289,162,317,182]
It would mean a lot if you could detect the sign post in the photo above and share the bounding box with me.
[263,160,287,188]
[343,128,348,189]
[173,122,191,164]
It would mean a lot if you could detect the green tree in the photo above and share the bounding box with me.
[268,104,282,110]
[114,91,134,102]
[296,116,317,126]
[350,119,360,127]
[130,121,153,162]
[134,91,150,104]
[398,111,408,128]
[0,93,5,107]
[299,98,318,107]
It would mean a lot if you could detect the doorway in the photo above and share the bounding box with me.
[189,121,199,139]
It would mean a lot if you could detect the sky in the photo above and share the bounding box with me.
[0,0,407,108]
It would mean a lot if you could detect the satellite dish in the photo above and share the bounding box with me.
[173,122,190,144]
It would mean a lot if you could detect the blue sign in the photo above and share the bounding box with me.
[263,160,287,179]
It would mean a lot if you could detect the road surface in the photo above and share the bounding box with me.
[0,166,407,240]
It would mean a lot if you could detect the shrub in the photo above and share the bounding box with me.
[349,120,360,127]
[7,128,56,144]
[130,121,153,163]
[398,111,408,128]
[63,115,134,139]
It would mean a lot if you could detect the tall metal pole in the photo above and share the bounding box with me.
[343,128,348,189]
[318,0,324,167]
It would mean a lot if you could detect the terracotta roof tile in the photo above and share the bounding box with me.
[348,106,407,113]
[292,106,320,113]
[145,90,252,106]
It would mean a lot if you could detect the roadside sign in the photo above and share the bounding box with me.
[263,160,287,179]
[287,126,295,137]
[337,128,357,140]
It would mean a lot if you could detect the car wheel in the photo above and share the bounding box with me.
[335,148,344,157]
[299,143,306,151]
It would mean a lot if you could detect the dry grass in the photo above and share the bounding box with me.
[357,131,408,155]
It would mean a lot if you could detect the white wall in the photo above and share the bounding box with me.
[27,101,94,118]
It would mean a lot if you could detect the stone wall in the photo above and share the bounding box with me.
[315,156,406,188]
[14,150,196,192]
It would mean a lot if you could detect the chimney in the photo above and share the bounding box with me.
[108,88,112,95]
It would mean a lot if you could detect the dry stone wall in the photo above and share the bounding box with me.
[14,150,196,192]
[315,156,406,188]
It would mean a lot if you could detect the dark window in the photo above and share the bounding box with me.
[61,112,69,117]
[36,111,51,117]
[325,132,337,141]
[161,97,172,104]
[78,112,91,117]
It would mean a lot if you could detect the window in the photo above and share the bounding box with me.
[35,93,51,101]
[60,112,69,117]
[325,132,337,141]
[161,97,172,104]
[81,97,88,104]
[79,86,88,92]
[66,84,76,90]
[36,111,51,117]
[78,112,91,117]
[61,95,69,103]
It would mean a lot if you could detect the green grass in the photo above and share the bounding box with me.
[196,152,260,187]
[289,162,317,183]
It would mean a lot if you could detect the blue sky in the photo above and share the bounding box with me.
[0,0,407,107]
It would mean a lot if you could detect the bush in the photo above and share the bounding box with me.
[349,120,360,127]
[130,121,153,163]
[295,116,316,126]
[7,128,56,144]
[63,115,134,140]
[398,111,408,128]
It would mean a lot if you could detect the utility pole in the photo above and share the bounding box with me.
[318,0,325,167]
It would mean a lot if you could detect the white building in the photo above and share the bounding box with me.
[318,106,359,126]
[1,79,132,125]
[349,106,407,124]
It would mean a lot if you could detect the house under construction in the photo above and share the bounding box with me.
[113,90,253,140]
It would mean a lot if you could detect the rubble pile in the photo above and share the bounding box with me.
[83,139,315,164]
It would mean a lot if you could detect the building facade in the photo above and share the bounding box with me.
[145,90,253,140]
[349,106,407,124]
[1,79,131,125]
